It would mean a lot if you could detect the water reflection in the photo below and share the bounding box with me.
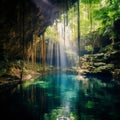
[0,74,120,120]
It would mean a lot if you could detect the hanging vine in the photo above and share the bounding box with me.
[77,0,80,66]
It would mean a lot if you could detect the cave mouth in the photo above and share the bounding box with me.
[0,1,120,120]
[0,0,76,60]
[0,0,80,81]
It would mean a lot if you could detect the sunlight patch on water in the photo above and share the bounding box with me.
[44,107,75,120]
[34,80,49,88]
[23,79,50,89]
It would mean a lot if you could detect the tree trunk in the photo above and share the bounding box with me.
[31,41,35,66]
[42,33,46,73]
[77,0,80,66]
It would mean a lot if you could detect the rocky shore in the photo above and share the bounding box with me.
[65,42,120,83]
[78,42,120,81]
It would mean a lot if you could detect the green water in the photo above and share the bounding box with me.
[0,74,120,120]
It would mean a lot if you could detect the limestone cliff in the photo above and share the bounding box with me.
[80,42,120,79]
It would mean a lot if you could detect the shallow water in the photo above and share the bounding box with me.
[0,74,120,120]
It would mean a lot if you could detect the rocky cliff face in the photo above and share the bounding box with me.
[0,0,77,81]
[0,0,77,61]
[80,42,120,79]
[0,0,65,61]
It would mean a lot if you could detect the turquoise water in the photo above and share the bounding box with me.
[0,74,120,120]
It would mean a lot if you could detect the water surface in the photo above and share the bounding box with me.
[0,74,120,120]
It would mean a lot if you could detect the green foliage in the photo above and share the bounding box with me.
[94,0,120,40]
[81,0,101,4]
[46,0,120,52]
[0,69,6,76]
[45,25,59,41]
[85,101,95,109]
[43,108,77,120]
[85,45,94,52]
[100,44,113,52]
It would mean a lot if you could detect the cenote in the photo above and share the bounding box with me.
[1,1,120,119]
[0,73,120,120]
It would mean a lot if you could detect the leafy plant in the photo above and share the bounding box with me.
[85,45,94,53]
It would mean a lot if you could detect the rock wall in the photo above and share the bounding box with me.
[0,0,63,61]
[80,42,120,79]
